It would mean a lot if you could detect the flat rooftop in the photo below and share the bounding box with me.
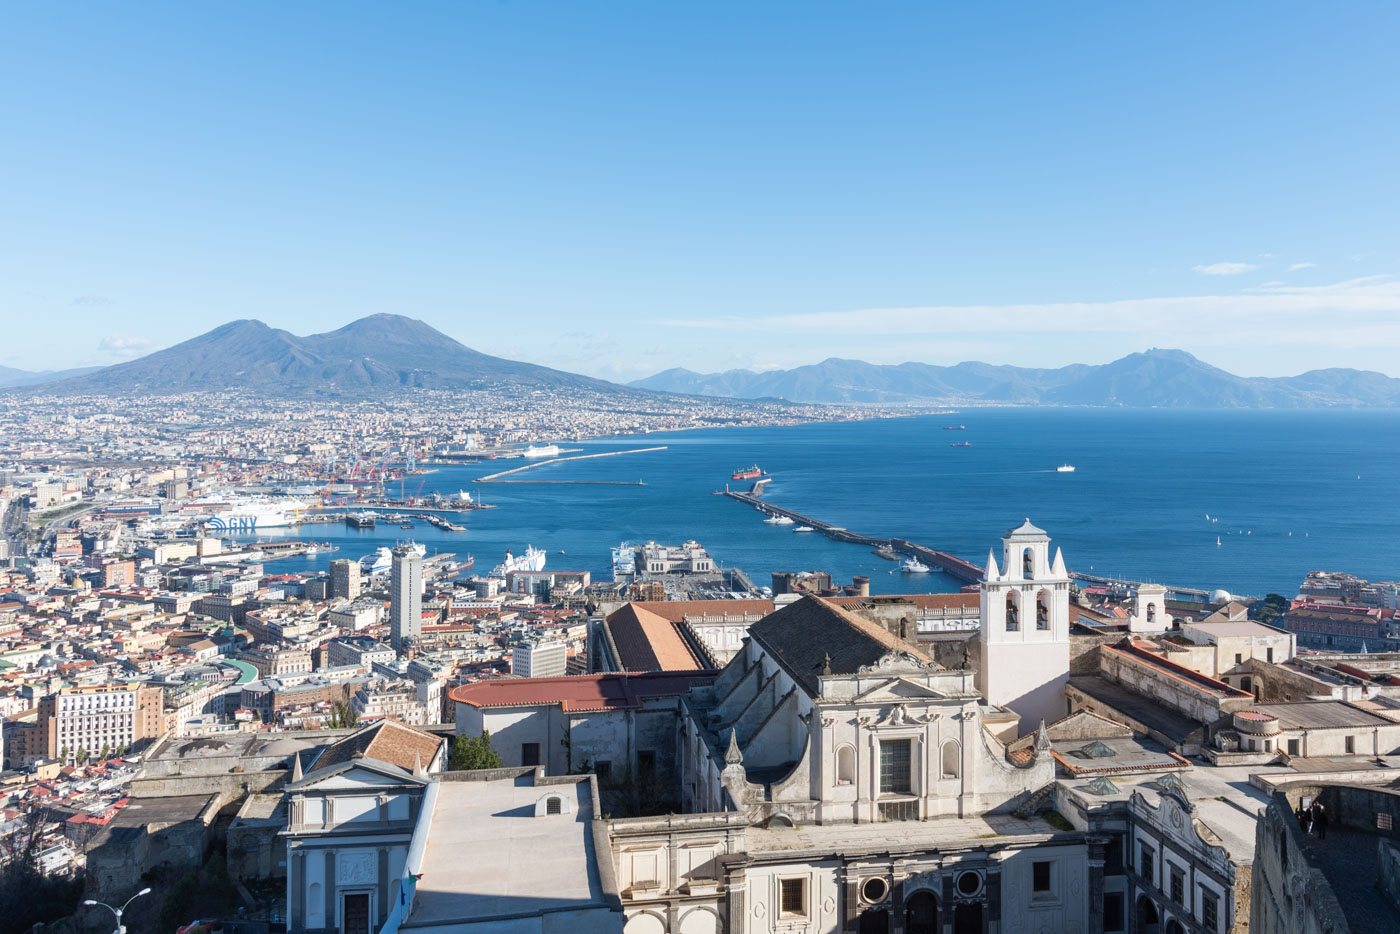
[1068,675,1204,744]
[406,775,611,930]
[1252,701,1395,730]
[1185,621,1289,639]
[746,813,1060,856]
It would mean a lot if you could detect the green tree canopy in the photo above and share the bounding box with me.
[450,729,503,771]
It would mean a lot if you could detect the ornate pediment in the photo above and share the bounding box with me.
[857,650,938,674]
[853,677,948,703]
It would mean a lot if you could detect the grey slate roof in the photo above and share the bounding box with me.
[747,595,938,697]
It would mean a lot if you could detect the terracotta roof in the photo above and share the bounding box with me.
[749,595,938,697]
[449,670,712,712]
[822,594,978,612]
[310,719,444,774]
[605,603,706,671]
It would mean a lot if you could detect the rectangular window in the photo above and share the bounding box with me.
[1345,735,1356,754]
[1103,892,1125,932]
[1105,835,1123,874]
[1201,890,1219,931]
[1267,647,1275,663]
[521,742,541,766]
[1032,861,1052,893]
[638,750,656,775]
[879,739,912,795]
[1288,739,1300,757]
[1379,813,1394,831]
[594,760,611,781]
[779,878,806,918]
[1169,866,1183,904]
[1139,844,1154,881]
[1234,653,1242,665]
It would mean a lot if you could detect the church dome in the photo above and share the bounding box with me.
[1209,588,1232,604]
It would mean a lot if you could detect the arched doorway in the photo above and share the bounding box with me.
[1165,921,1185,934]
[905,891,938,934]
[953,902,983,934]
[858,908,889,934]
[1137,895,1161,934]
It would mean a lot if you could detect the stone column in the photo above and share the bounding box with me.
[1087,837,1106,934]
[843,867,861,934]
[289,848,305,933]
[726,869,747,934]
[324,848,337,931]
[378,847,390,925]
[891,868,906,934]
[941,873,955,934]
[985,869,1000,934]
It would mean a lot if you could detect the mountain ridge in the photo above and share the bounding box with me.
[629,349,1400,407]
[18,314,623,397]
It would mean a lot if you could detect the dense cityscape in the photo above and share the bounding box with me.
[1,368,1399,934]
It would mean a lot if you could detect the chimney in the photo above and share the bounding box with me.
[853,576,870,597]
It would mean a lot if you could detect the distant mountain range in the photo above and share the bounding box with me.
[14,315,621,397]
[630,349,1400,407]
[0,364,103,389]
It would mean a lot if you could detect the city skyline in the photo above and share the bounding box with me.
[2,2,1398,379]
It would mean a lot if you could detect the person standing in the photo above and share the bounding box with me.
[1313,802,1328,840]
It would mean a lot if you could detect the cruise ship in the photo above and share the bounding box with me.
[612,543,637,582]
[193,497,314,532]
[522,444,561,459]
[490,545,547,578]
[360,542,427,575]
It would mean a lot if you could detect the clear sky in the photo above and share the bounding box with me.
[2,2,1397,380]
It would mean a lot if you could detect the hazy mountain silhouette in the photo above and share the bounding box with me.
[26,315,622,396]
[631,349,1400,407]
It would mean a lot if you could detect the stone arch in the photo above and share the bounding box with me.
[624,910,668,934]
[678,906,720,934]
[1036,589,1051,630]
[836,743,856,785]
[1005,592,1019,631]
[1165,920,1185,934]
[941,739,961,779]
[905,891,938,934]
[1137,895,1160,934]
[1146,602,1157,624]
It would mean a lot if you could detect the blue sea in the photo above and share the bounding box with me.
[233,409,1400,598]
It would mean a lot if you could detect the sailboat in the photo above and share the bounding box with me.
[1216,536,1222,547]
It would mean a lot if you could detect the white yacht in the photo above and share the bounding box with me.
[1056,464,1076,473]
[793,526,815,533]
[902,557,931,573]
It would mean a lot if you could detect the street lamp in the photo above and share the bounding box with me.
[83,886,151,934]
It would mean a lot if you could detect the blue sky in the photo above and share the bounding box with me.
[2,2,1397,379]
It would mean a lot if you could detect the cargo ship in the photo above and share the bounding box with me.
[731,465,766,481]
[346,512,378,529]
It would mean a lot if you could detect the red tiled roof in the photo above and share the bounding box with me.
[606,604,706,671]
[449,670,714,712]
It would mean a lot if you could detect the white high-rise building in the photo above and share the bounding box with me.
[512,639,568,679]
[390,545,423,653]
[976,518,1072,728]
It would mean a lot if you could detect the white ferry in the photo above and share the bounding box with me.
[360,542,426,575]
[491,545,547,578]
[1056,464,1076,473]
[192,496,314,532]
[612,543,637,581]
[522,445,561,459]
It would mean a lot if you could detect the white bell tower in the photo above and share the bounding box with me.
[975,519,1072,729]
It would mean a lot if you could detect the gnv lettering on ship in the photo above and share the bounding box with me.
[207,517,258,532]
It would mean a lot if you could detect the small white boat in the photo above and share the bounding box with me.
[763,515,785,524]
[793,526,815,533]
[902,557,931,573]
[1216,536,1222,547]
[1056,464,1076,473]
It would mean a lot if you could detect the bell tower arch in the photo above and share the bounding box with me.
[975,519,1072,728]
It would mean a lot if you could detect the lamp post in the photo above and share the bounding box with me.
[83,886,151,934]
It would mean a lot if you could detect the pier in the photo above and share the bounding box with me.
[723,491,986,584]
[476,446,667,482]
[725,490,1228,599]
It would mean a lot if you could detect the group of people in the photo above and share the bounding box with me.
[1297,799,1330,839]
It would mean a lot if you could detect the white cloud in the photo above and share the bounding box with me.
[658,277,1400,369]
[1288,262,1317,271]
[1193,262,1259,276]
[97,333,154,360]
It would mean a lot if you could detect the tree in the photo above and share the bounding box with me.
[327,702,359,729]
[449,730,503,771]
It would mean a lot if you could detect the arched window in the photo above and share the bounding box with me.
[905,892,938,934]
[941,740,960,779]
[1146,603,1157,623]
[836,744,855,785]
[1005,593,1019,631]
[1036,591,1050,630]
[1023,549,1034,577]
